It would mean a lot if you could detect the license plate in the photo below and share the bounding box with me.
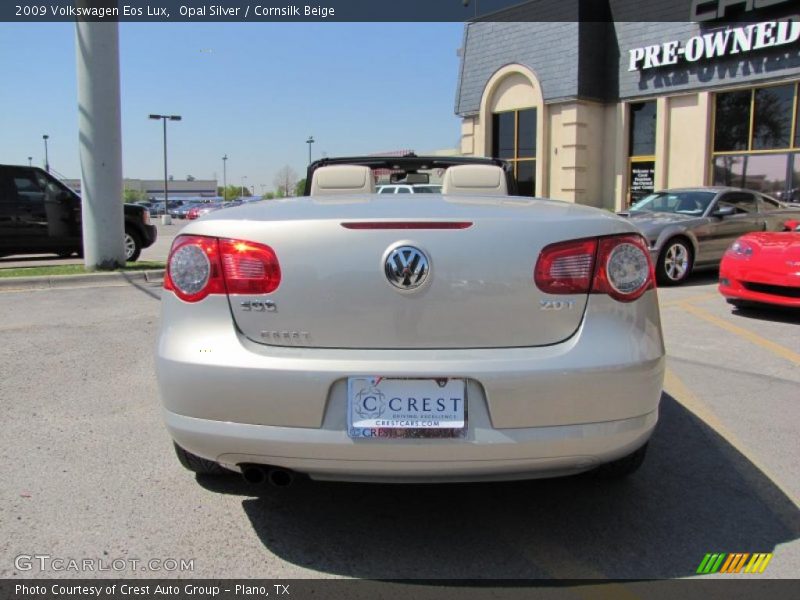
[347,377,466,439]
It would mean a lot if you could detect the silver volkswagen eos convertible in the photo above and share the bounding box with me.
[156,156,665,486]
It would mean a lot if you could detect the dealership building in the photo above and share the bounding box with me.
[455,0,800,209]
[63,177,218,199]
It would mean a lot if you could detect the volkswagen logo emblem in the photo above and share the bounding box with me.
[385,245,429,290]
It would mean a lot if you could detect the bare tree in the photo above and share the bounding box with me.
[273,165,298,198]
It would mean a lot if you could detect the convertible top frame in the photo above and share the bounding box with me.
[302,154,518,196]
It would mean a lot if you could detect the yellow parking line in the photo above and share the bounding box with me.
[677,302,800,366]
[659,292,717,308]
[664,368,799,509]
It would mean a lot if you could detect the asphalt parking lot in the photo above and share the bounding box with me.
[0,270,798,580]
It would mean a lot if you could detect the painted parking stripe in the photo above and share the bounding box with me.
[665,367,799,510]
[659,292,717,308]
[677,302,800,366]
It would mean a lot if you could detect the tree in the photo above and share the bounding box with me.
[274,165,298,198]
[217,185,250,200]
[294,178,307,197]
[123,188,146,203]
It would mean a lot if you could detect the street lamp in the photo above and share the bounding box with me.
[240,175,247,198]
[42,135,50,172]
[306,135,314,165]
[28,156,32,167]
[222,154,228,201]
[148,114,182,216]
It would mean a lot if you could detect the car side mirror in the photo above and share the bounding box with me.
[713,206,735,218]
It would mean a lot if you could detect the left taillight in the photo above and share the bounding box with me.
[164,235,281,302]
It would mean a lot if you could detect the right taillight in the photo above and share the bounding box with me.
[164,235,281,302]
[535,234,654,302]
[591,234,654,302]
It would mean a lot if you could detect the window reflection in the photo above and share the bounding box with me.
[714,91,750,152]
[629,101,656,156]
[492,112,515,159]
[517,161,535,197]
[713,153,789,197]
[753,85,794,150]
[517,110,536,158]
[491,108,537,196]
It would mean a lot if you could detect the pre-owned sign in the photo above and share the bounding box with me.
[691,0,795,22]
[628,19,799,71]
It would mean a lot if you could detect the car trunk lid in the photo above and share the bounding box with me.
[187,195,636,349]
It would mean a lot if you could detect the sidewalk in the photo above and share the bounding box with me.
[0,269,165,291]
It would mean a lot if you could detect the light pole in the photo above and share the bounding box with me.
[306,135,314,165]
[149,114,181,219]
[240,175,247,198]
[222,154,228,201]
[28,156,32,166]
[42,135,50,172]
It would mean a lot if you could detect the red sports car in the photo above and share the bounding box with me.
[719,219,800,308]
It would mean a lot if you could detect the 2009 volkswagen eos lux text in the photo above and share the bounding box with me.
[156,157,666,485]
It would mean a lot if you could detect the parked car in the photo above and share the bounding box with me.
[620,187,800,285]
[186,200,243,220]
[170,200,207,219]
[719,219,800,309]
[186,203,220,220]
[0,165,157,261]
[157,155,665,486]
[377,184,443,194]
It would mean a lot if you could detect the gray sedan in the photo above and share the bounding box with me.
[621,187,800,285]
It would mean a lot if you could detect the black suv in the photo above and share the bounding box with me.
[0,165,157,261]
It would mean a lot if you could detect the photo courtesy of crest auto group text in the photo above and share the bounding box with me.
[0,0,798,598]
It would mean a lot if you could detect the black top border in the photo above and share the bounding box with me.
[4,0,794,23]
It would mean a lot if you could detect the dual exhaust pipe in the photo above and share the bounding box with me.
[240,464,295,487]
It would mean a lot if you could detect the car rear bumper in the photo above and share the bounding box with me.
[165,408,658,482]
[156,291,665,481]
[141,223,158,248]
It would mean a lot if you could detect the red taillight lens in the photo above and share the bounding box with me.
[164,235,225,302]
[165,235,280,302]
[219,238,281,295]
[591,234,654,302]
[534,234,654,302]
[534,238,598,294]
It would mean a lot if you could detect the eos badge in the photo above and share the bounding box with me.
[240,300,277,312]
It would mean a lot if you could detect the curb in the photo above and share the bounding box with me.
[0,269,165,291]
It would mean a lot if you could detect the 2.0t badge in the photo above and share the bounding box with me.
[385,245,429,290]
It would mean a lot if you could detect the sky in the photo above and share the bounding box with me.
[0,22,465,194]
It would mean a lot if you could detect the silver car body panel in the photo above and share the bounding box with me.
[185,194,637,349]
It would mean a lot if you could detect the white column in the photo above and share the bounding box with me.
[75,20,125,269]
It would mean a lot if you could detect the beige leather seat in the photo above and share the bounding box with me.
[310,165,375,195]
[441,165,508,196]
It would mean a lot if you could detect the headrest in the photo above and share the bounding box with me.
[441,165,508,196]
[310,165,375,195]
